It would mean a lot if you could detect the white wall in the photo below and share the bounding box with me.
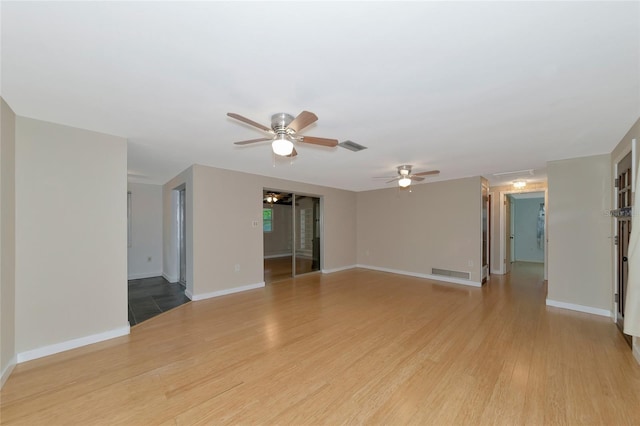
[1,98,17,387]
[513,197,545,263]
[15,117,128,359]
[547,154,612,315]
[127,182,163,279]
[357,177,483,285]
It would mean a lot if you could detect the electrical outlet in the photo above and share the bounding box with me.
[234,264,240,272]
[147,256,152,262]
[468,260,474,267]
[252,220,259,228]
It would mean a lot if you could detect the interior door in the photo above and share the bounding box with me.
[616,152,632,346]
[505,195,512,274]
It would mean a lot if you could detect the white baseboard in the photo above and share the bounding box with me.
[490,269,503,275]
[162,272,179,283]
[545,299,612,318]
[16,325,130,364]
[128,271,163,280]
[321,265,356,274]
[356,264,482,288]
[0,355,17,389]
[185,289,193,300]
[190,282,265,301]
[264,254,292,259]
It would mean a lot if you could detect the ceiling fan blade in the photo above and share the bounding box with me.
[300,136,339,147]
[286,148,298,158]
[227,113,271,132]
[374,176,396,179]
[233,137,272,145]
[386,177,401,184]
[410,176,425,182]
[413,170,440,176]
[287,111,318,133]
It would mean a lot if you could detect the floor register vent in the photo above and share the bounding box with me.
[431,268,470,280]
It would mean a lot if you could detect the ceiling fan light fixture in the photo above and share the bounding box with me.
[398,177,412,188]
[272,135,294,156]
[513,180,527,189]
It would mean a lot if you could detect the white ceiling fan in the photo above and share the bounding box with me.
[228,111,338,157]
[378,165,440,188]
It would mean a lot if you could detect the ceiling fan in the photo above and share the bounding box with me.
[379,165,440,188]
[228,111,338,157]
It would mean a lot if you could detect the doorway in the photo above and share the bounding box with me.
[499,189,547,278]
[178,187,186,285]
[263,190,322,283]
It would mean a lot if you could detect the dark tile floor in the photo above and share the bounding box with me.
[128,276,190,326]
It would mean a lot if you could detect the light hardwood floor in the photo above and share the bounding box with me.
[2,263,639,425]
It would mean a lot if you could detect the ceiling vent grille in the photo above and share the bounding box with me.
[338,140,367,152]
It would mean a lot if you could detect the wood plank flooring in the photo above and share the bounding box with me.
[2,262,640,425]
[264,256,315,283]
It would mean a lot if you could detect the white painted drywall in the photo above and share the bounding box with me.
[1,98,17,386]
[547,154,612,313]
[127,182,163,279]
[15,117,128,355]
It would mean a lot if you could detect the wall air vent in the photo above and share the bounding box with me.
[338,140,367,152]
[431,268,470,280]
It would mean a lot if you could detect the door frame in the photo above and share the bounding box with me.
[262,187,324,279]
[612,141,636,324]
[498,188,548,279]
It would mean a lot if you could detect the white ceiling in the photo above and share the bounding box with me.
[2,2,639,191]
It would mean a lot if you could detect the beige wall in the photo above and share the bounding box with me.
[547,154,612,312]
[163,164,357,298]
[356,177,483,283]
[263,203,292,257]
[1,98,17,385]
[15,117,128,355]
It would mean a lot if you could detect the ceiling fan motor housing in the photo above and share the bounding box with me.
[398,165,412,175]
[271,113,294,134]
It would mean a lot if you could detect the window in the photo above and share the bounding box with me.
[263,208,273,232]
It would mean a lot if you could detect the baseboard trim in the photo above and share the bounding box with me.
[162,272,179,283]
[490,269,503,275]
[356,264,482,287]
[128,271,163,280]
[16,325,130,364]
[0,355,17,388]
[321,265,356,274]
[190,282,265,301]
[545,299,612,318]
